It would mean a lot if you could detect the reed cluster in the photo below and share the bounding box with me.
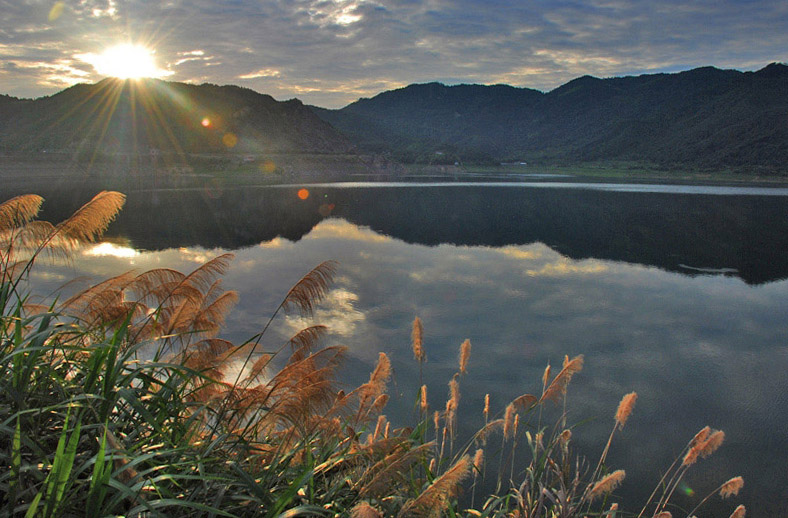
[0,193,746,517]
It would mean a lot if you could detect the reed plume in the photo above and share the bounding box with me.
[729,504,746,518]
[720,476,744,498]
[685,474,745,518]
[588,470,625,501]
[682,426,712,466]
[542,363,551,392]
[475,418,503,444]
[282,260,336,316]
[419,385,429,415]
[653,512,672,518]
[689,426,711,448]
[503,402,516,440]
[411,316,425,362]
[358,442,435,498]
[459,338,471,374]
[472,448,484,472]
[397,454,471,518]
[355,352,391,423]
[0,194,43,231]
[698,430,725,458]
[512,393,538,412]
[615,392,637,430]
[53,191,125,243]
[541,355,584,403]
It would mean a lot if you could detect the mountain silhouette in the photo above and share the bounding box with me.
[0,78,353,156]
[313,64,788,171]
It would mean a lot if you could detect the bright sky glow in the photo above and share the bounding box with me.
[78,44,171,80]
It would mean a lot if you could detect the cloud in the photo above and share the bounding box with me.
[0,0,786,105]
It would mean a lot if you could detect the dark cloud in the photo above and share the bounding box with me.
[0,0,786,106]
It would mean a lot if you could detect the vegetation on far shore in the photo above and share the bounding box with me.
[1,192,747,517]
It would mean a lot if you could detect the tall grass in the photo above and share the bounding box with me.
[0,192,746,517]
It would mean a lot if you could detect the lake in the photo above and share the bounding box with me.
[6,180,788,516]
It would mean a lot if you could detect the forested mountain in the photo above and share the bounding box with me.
[314,63,788,170]
[0,78,353,155]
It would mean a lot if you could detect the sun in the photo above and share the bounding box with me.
[83,44,170,80]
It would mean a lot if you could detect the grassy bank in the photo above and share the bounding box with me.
[1,192,746,517]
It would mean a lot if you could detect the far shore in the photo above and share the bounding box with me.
[2,153,787,194]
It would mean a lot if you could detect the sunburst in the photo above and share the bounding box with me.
[82,44,170,80]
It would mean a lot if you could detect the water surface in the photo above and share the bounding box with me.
[8,181,788,517]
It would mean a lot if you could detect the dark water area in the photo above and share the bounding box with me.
[5,180,788,517]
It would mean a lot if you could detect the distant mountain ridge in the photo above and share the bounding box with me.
[0,78,353,155]
[313,63,788,170]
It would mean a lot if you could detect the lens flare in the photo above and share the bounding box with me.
[48,1,65,21]
[201,118,211,127]
[261,160,277,173]
[680,482,695,497]
[297,188,310,200]
[222,132,238,148]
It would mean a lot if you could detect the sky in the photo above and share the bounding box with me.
[1,0,786,108]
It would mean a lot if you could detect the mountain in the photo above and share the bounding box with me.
[0,78,353,155]
[314,64,788,171]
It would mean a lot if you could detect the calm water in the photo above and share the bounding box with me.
[8,181,788,516]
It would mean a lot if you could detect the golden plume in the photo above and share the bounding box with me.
[503,403,516,440]
[588,470,626,501]
[55,191,125,243]
[459,338,471,374]
[615,392,637,430]
[719,476,744,498]
[358,442,435,498]
[512,393,538,413]
[412,316,425,362]
[0,194,43,231]
[541,354,584,403]
[397,455,471,518]
[282,260,336,316]
[698,430,725,458]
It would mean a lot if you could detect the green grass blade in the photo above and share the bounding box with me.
[45,416,81,517]
[264,468,314,518]
[10,415,21,495]
[86,427,112,517]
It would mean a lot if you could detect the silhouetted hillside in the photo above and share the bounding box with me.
[0,78,353,155]
[314,64,788,171]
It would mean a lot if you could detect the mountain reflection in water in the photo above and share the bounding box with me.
[9,181,788,517]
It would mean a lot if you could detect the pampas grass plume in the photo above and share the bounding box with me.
[459,339,471,374]
[615,392,637,430]
[503,403,515,440]
[589,469,625,501]
[729,504,746,518]
[699,430,725,458]
[473,448,484,472]
[719,476,744,498]
[412,317,425,362]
